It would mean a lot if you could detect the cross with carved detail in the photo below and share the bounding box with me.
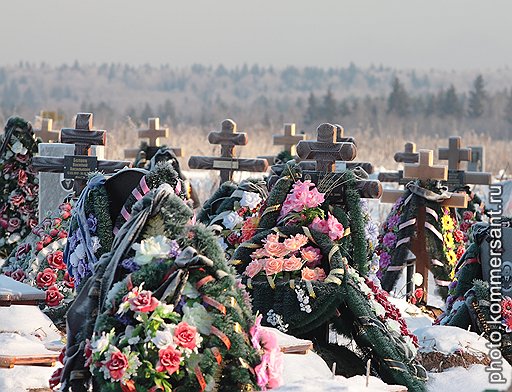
[32,113,131,194]
[125,117,182,160]
[34,118,60,143]
[188,119,268,183]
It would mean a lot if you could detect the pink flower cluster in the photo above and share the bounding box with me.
[279,180,325,219]
[309,212,345,241]
[244,233,326,282]
[250,315,283,390]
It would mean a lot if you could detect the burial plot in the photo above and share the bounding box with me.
[437,136,491,192]
[297,124,374,174]
[380,150,468,302]
[34,118,59,143]
[124,117,182,163]
[296,123,382,201]
[378,142,419,184]
[188,119,268,183]
[32,113,131,215]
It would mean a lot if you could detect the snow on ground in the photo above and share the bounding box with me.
[0,365,57,392]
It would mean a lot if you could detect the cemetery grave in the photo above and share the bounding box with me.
[0,113,511,392]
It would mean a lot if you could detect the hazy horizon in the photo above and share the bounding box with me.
[1,0,512,70]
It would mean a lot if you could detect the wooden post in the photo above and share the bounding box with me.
[34,118,59,143]
[188,119,268,183]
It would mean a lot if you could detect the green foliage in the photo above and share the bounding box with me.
[387,77,410,117]
[467,74,487,118]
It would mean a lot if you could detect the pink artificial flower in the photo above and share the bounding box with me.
[255,360,270,389]
[283,234,308,251]
[10,268,26,282]
[315,268,327,282]
[263,258,284,275]
[105,350,129,380]
[300,246,322,268]
[251,247,270,259]
[309,217,329,234]
[301,267,318,281]
[17,170,28,187]
[305,186,325,209]
[127,289,159,313]
[326,213,344,241]
[263,236,289,257]
[173,322,198,350]
[250,315,263,350]
[244,260,263,278]
[282,255,303,271]
[502,297,512,319]
[156,346,182,375]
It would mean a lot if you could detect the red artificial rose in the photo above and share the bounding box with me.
[128,289,159,313]
[453,229,464,243]
[414,288,424,301]
[9,194,25,207]
[64,271,75,288]
[60,203,72,212]
[156,345,182,375]
[7,217,21,232]
[36,268,57,288]
[17,169,28,187]
[59,230,68,239]
[0,218,8,229]
[456,245,465,259]
[42,235,53,245]
[173,322,198,350]
[47,251,66,270]
[35,241,44,252]
[53,217,62,227]
[49,228,59,238]
[15,153,29,163]
[105,350,129,380]
[46,285,64,307]
[15,243,31,259]
[60,210,71,220]
[11,269,26,282]
[49,367,63,390]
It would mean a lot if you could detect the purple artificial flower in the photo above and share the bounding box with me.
[382,232,397,248]
[87,214,98,234]
[388,214,401,228]
[379,252,391,269]
[121,257,140,272]
[168,240,181,258]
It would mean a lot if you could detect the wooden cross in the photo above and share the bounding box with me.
[188,119,268,183]
[380,149,468,303]
[273,123,305,156]
[34,118,59,143]
[334,124,356,145]
[378,142,419,184]
[32,113,131,194]
[297,123,382,201]
[125,117,182,160]
[438,137,491,191]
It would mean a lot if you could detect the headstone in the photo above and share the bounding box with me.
[296,123,382,201]
[468,146,485,172]
[188,119,269,183]
[32,113,131,196]
[437,137,491,191]
[34,118,59,143]
[125,117,182,160]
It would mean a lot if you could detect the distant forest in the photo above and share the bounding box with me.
[2,62,512,139]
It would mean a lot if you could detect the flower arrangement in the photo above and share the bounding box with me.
[59,185,277,391]
[440,208,465,279]
[0,117,40,257]
[2,201,74,322]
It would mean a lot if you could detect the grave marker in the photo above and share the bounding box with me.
[437,136,491,191]
[188,119,268,183]
[125,117,182,160]
[297,123,382,201]
[34,118,59,143]
[32,113,131,195]
[273,123,305,156]
[378,142,419,183]
[467,146,485,172]
[380,149,468,302]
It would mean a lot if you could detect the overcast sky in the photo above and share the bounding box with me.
[1,0,511,70]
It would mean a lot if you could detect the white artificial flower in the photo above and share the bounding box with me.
[411,273,424,287]
[69,252,79,268]
[403,335,418,357]
[372,301,386,318]
[222,211,243,230]
[158,303,175,315]
[7,233,21,244]
[152,329,175,349]
[386,319,401,334]
[92,332,110,354]
[183,303,212,335]
[240,191,262,210]
[11,140,27,155]
[124,326,141,345]
[132,235,171,265]
[91,236,101,253]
